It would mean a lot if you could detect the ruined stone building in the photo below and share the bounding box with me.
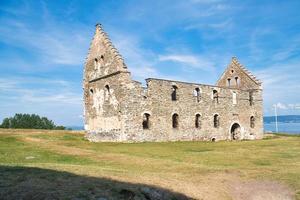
[83,24,263,142]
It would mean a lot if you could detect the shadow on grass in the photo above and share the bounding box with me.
[0,165,193,200]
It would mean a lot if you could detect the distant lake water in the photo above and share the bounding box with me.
[264,122,300,134]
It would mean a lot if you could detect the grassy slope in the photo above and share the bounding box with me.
[0,129,299,199]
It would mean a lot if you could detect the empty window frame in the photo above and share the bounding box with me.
[214,114,220,128]
[171,85,178,101]
[213,90,219,103]
[232,92,237,105]
[249,91,254,106]
[194,88,201,102]
[250,116,255,128]
[142,113,150,129]
[227,78,231,87]
[172,113,179,128]
[235,77,240,86]
[195,114,201,129]
[94,58,98,67]
[105,85,110,94]
[89,88,94,94]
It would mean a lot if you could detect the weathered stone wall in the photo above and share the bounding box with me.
[113,78,263,142]
[84,24,264,142]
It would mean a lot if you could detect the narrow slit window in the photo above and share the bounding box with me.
[214,114,219,128]
[171,85,178,101]
[250,116,255,128]
[194,88,201,102]
[105,85,110,95]
[213,90,219,103]
[172,113,179,128]
[235,77,240,86]
[227,78,231,87]
[233,92,237,105]
[94,58,98,68]
[195,114,201,129]
[249,91,254,106]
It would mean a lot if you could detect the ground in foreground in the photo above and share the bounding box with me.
[0,129,299,200]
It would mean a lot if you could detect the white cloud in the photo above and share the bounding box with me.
[0,18,89,66]
[254,59,300,115]
[273,103,288,110]
[0,77,81,105]
[111,31,160,82]
[158,54,215,71]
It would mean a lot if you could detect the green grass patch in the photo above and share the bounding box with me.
[0,129,299,199]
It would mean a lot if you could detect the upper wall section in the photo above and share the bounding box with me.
[216,57,262,90]
[84,24,128,83]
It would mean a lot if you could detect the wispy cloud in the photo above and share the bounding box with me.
[0,77,81,105]
[158,54,215,71]
[0,76,82,125]
[0,18,89,66]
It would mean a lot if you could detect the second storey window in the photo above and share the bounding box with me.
[94,58,100,69]
[227,78,231,87]
[235,77,240,87]
[249,91,254,106]
[105,85,110,95]
[194,88,201,102]
[233,92,237,105]
[171,85,178,101]
[213,90,219,103]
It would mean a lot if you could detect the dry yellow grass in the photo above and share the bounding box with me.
[0,129,299,199]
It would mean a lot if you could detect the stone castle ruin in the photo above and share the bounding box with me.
[83,24,263,142]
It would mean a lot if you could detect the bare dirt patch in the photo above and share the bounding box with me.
[229,179,295,200]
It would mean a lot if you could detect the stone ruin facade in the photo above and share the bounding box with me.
[83,24,264,142]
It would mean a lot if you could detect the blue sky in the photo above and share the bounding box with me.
[0,0,300,126]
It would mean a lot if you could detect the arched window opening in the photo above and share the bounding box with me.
[227,78,231,87]
[142,113,150,129]
[213,90,219,103]
[171,85,178,101]
[195,114,201,129]
[194,88,201,102]
[249,91,254,106]
[235,77,240,86]
[105,85,110,95]
[250,116,255,128]
[232,92,237,105]
[172,113,179,129]
[231,69,234,74]
[89,89,94,94]
[100,55,104,61]
[214,114,219,128]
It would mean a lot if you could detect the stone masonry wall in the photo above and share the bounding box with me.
[84,24,264,142]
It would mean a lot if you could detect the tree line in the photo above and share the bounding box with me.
[0,113,67,130]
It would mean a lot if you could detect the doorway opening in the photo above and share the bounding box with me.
[231,123,241,140]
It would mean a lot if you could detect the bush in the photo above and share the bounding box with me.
[0,113,66,130]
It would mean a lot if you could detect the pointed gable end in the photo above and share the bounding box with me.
[216,57,262,90]
[84,23,128,82]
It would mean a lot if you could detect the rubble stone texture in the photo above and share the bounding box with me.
[83,24,263,142]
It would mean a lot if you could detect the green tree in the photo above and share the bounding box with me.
[0,113,66,130]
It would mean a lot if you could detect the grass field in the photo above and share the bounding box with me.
[0,129,299,200]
